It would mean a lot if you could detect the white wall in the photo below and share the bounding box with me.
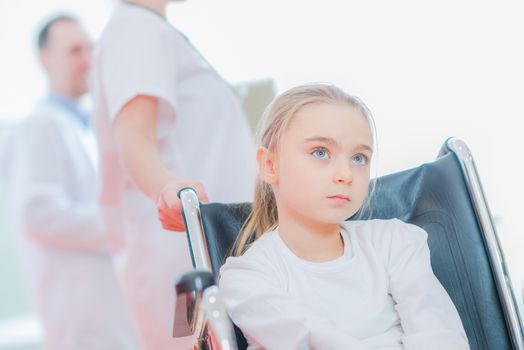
[1,0,522,313]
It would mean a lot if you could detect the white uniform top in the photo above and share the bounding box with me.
[91,3,256,349]
[219,219,470,350]
[5,98,139,350]
[92,3,256,209]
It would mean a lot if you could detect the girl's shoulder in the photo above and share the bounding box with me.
[243,229,281,258]
[221,230,282,272]
[219,230,290,291]
[343,218,428,252]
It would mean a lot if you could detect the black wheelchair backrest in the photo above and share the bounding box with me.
[198,144,516,350]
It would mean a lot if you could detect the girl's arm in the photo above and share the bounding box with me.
[388,222,470,350]
[219,256,371,350]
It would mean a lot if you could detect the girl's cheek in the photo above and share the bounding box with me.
[350,164,370,173]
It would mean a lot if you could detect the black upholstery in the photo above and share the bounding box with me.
[198,142,513,350]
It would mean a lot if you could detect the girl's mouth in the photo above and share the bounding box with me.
[327,195,351,203]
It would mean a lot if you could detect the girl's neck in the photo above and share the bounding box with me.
[126,0,167,17]
[277,210,344,263]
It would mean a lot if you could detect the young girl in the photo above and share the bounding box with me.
[219,83,469,350]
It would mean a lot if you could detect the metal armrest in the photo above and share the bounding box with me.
[173,270,215,338]
[201,285,239,350]
[173,188,239,350]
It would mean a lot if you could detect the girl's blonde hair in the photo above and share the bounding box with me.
[232,83,378,256]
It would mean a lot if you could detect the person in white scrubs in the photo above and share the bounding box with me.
[91,1,256,348]
[5,14,139,350]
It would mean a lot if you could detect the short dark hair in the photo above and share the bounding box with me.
[37,14,78,50]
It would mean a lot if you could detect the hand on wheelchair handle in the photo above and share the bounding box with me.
[156,178,209,232]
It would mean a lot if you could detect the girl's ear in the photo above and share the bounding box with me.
[256,146,278,185]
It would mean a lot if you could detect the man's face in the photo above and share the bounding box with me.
[40,20,92,99]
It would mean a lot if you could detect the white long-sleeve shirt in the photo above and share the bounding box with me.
[219,218,469,350]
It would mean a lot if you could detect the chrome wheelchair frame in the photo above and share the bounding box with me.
[173,137,524,350]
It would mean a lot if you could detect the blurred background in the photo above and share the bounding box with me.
[0,0,522,349]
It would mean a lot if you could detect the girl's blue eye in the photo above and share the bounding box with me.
[312,149,329,159]
[353,154,368,165]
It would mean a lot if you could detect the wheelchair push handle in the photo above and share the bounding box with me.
[177,186,198,199]
[178,187,213,272]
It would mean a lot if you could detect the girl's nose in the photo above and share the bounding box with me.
[333,161,353,185]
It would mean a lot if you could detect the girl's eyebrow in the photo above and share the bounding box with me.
[304,136,373,152]
[355,144,374,153]
[304,136,338,146]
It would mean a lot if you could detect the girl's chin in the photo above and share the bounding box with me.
[311,216,350,228]
[321,210,356,223]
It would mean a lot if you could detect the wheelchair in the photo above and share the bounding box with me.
[172,137,524,350]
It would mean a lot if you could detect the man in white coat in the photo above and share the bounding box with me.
[4,14,139,349]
